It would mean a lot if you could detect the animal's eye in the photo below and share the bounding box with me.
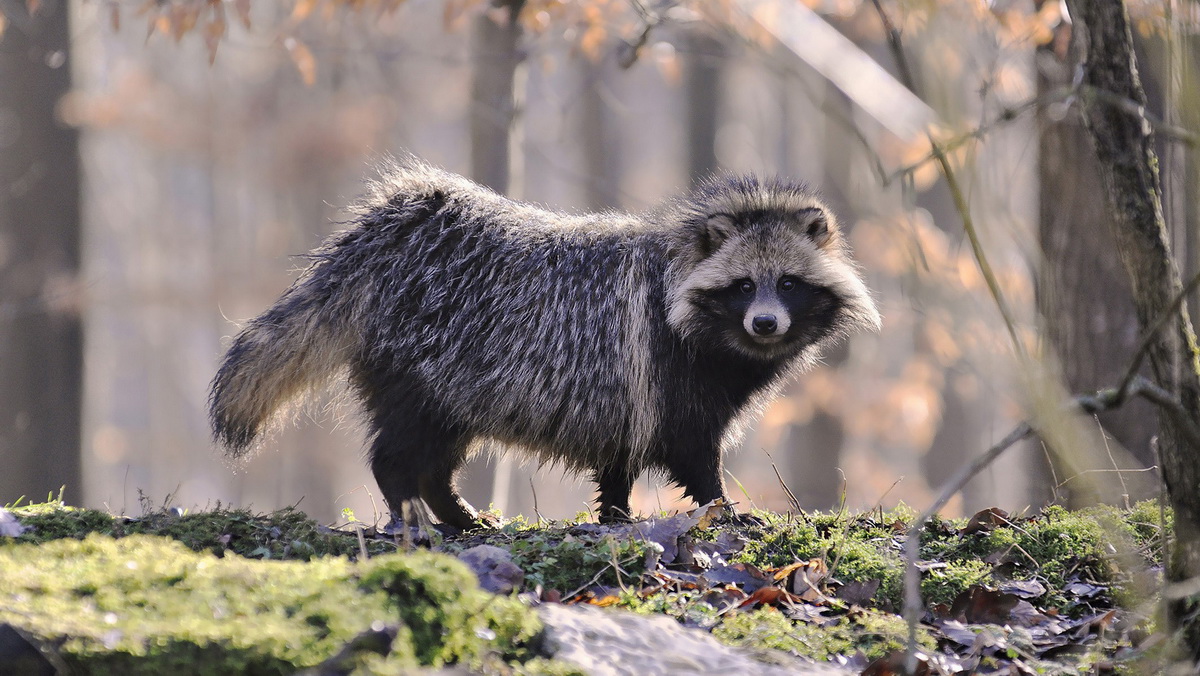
[738,279,755,294]
[779,277,797,292]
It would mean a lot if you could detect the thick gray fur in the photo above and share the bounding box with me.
[209,157,881,528]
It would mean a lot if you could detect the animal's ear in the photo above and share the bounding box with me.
[699,213,737,256]
[796,208,833,247]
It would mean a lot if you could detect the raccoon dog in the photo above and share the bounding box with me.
[209,158,881,528]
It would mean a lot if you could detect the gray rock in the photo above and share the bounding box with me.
[456,545,524,595]
[0,509,24,537]
[537,603,855,675]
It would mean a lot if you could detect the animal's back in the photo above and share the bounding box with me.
[335,178,666,470]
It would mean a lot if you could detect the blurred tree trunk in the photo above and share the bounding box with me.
[0,1,83,504]
[1065,0,1200,653]
[461,0,526,515]
[1155,25,1200,351]
[469,0,525,195]
[580,60,621,212]
[684,31,723,181]
[1034,12,1155,508]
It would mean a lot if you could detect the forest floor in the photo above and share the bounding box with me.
[0,496,1183,674]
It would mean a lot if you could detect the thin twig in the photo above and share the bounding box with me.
[1041,441,1062,503]
[1128,375,1200,447]
[769,459,802,513]
[855,5,1200,668]
[932,148,1026,354]
[1081,84,1200,146]
[1054,466,1158,491]
[901,373,1200,664]
[885,86,1077,186]
[870,0,917,97]
[888,84,1197,187]
[529,477,544,527]
[871,0,1025,357]
[618,0,666,68]
[1097,418,1131,510]
[354,521,369,560]
[563,551,644,600]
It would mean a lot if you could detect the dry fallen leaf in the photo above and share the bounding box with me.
[738,585,802,609]
[772,558,828,602]
[962,507,1009,535]
[861,650,931,676]
[835,578,881,606]
[949,585,1021,625]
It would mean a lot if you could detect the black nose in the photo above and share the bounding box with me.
[752,315,778,335]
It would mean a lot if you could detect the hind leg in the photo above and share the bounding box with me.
[369,439,418,519]
[366,400,488,530]
[417,441,499,529]
[595,465,637,523]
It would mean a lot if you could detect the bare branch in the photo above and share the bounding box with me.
[1115,268,1200,399]
[617,0,667,69]
[1081,84,1200,146]
[1128,376,1200,448]
[885,86,1076,186]
[869,0,916,95]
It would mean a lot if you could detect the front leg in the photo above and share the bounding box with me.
[661,430,739,516]
[672,457,765,526]
[663,430,728,504]
[671,460,761,526]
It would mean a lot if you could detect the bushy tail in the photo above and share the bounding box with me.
[209,271,356,457]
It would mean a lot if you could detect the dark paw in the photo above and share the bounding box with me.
[715,509,766,528]
[380,515,479,539]
[597,506,634,524]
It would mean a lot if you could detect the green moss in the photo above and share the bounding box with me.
[8,501,120,541]
[444,528,652,594]
[1125,499,1170,557]
[712,606,934,661]
[359,552,542,666]
[617,588,727,629]
[732,510,909,609]
[729,502,1162,614]
[3,498,1166,671]
[917,504,1144,610]
[919,559,993,606]
[735,517,823,569]
[10,501,397,560]
[0,534,543,674]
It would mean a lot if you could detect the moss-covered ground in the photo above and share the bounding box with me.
[1,497,1176,673]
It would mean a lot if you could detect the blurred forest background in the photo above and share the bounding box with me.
[1,0,1195,526]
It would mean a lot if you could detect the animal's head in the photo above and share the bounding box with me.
[665,176,881,361]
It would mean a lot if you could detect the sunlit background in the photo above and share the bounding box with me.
[3,0,1190,525]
